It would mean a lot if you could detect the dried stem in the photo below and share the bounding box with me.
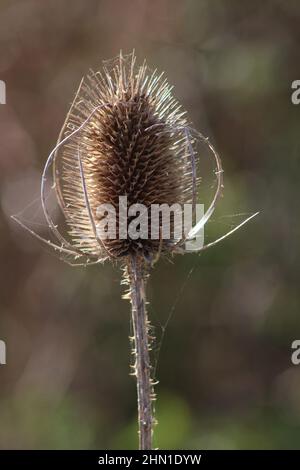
[127,254,153,450]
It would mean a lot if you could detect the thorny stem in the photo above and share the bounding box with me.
[127,254,153,450]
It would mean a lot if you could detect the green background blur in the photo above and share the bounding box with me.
[0,0,300,449]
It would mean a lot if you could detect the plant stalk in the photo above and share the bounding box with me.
[128,254,153,450]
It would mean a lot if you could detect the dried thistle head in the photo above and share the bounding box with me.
[11,52,259,267]
[52,51,200,263]
[12,51,243,267]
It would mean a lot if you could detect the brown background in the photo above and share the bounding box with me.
[0,0,300,449]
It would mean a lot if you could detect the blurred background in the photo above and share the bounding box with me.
[0,0,300,449]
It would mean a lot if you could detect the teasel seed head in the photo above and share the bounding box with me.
[52,51,198,264]
[13,52,257,267]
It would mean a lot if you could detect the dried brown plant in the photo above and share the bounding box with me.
[12,51,258,450]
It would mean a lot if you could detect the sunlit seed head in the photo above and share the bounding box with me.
[54,51,197,261]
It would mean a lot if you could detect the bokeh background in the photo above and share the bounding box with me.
[0,0,300,449]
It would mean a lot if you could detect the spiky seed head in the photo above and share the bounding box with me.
[54,51,196,262]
